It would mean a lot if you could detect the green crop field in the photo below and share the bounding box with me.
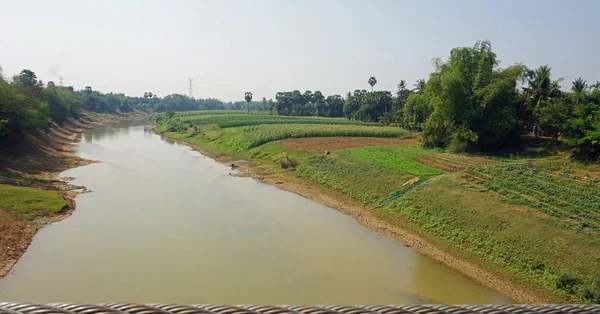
[461,163,600,232]
[231,124,408,150]
[175,110,266,117]
[340,146,443,177]
[180,114,377,128]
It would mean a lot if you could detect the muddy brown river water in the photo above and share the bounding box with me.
[0,120,510,304]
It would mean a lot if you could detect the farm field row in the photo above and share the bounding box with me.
[180,114,378,128]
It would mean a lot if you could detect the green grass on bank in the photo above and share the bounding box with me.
[340,146,443,176]
[0,184,68,220]
[377,173,600,303]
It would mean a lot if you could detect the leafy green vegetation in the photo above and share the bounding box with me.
[340,146,442,176]
[296,154,415,204]
[377,172,600,303]
[0,68,153,147]
[420,41,523,151]
[180,113,377,128]
[0,184,68,220]
[461,163,600,231]
[175,110,266,117]
[233,124,407,150]
[154,111,408,150]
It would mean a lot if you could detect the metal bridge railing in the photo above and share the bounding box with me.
[0,303,598,314]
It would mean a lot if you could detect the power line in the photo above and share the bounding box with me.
[188,78,193,98]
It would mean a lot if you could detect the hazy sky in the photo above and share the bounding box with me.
[1,0,598,101]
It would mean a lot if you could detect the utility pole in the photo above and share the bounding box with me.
[59,76,64,86]
[188,78,193,98]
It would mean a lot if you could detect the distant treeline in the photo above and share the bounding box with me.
[0,68,155,147]
[155,94,272,112]
[269,40,600,158]
[0,67,267,147]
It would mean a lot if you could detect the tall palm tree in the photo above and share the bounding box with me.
[523,65,552,109]
[414,79,426,94]
[571,77,588,93]
[244,92,253,114]
[397,80,407,92]
[368,77,377,92]
[591,81,600,91]
[571,77,588,104]
[396,79,409,100]
[548,79,563,98]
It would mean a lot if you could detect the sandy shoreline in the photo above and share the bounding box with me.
[156,131,553,304]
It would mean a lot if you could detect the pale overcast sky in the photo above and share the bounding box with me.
[1,0,598,101]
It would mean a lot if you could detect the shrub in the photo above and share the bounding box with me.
[556,273,578,292]
[280,157,298,169]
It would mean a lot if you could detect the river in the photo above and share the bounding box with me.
[0,120,510,304]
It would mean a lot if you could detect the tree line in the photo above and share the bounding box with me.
[265,40,600,159]
[0,68,160,147]
[0,67,271,147]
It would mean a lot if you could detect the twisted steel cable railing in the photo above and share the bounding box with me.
[0,303,599,314]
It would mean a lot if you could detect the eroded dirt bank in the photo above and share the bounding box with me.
[0,111,149,279]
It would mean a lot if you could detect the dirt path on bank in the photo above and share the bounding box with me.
[157,132,553,304]
[0,111,149,279]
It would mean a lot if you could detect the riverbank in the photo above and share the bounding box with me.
[153,110,600,304]
[0,110,150,279]
[153,128,554,304]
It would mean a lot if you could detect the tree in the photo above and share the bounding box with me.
[414,79,426,94]
[368,76,377,92]
[313,91,326,116]
[13,69,45,99]
[85,86,92,93]
[538,97,571,139]
[572,77,588,93]
[396,80,411,102]
[562,89,600,160]
[343,90,366,119]
[591,81,600,91]
[571,77,588,104]
[421,40,524,151]
[45,84,70,122]
[0,70,49,144]
[261,97,267,111]
[325,95,344,117]
[357,91,392,121]
[522,65,564,129]
[403,93,433,130]
[391,80,413,124]
[275,92,293,115]
[244,92,253,114]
